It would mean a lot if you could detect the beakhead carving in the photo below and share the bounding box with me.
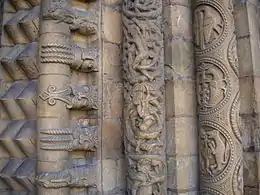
[40,125,98,151]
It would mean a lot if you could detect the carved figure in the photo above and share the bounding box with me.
[123,18,163,83]
[200,128,229,176]
[40,125,98,151]
[128,83,163,153]
[128,157,165,195]
[197,62,227,111]
[39,84,98,110]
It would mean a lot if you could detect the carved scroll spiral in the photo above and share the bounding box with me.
[194,0,242,194]
[39,84,98,110]
[123,0,166,194]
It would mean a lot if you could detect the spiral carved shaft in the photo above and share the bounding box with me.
[122,0,166,194]
[193,0,243,194]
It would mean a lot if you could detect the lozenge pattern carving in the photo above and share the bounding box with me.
[194,0,242,194]
[123,0,166,194]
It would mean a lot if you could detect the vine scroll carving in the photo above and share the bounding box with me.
[194,0,242,194]
[123,0,166,194]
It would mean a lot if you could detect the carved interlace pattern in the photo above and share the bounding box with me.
[123,0,166,194]
[194,0,242,194]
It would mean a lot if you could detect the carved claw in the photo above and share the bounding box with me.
[40,126,98,151]
[36,170,72,188]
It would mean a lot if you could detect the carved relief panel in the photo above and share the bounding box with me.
[123,0,166,194]
[194,0,242,194]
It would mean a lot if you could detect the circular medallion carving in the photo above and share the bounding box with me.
[232,158,243,195]
[200,121,234,183]
[197,58,232,114]
[230,92,242,143]
[194,0,228,54]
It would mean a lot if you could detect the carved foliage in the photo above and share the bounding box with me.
[39,84,98,110]
[123,0,165,194]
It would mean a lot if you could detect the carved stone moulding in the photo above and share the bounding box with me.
[4,6,40,45]
[1,43,38,81]
[40,125,98,151]
[19,5,40,42]
[8,0,31,11]
[227,35,239,77]
[36,160,97,189]
[196,58,232,115]
[40,43,98,73]
[0,119,36,158]
[8,0,40,11]
[17,42,39,80]
[0,158,36,192]
[42,6,98,36]
[230,92,241,143]
[0,80,37,119]
[194,0,229,55]
[1,44,29,80]
[39,84,98,110]
[232,158,243,195]
[40,43,74,65]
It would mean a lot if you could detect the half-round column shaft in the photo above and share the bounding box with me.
[122,0,166,194]
[193,0,243,194]
[37,0,72,195]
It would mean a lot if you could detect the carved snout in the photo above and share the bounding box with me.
[72,46,98,73]
[40,125,98,151]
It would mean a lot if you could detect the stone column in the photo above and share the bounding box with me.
[122,0,166,194]
[194,0,243,194]
[37,0,71,194]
